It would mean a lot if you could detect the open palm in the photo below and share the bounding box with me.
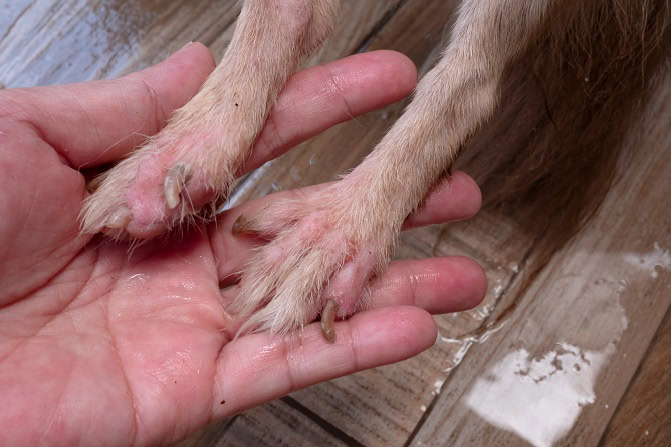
[0,44,486,446]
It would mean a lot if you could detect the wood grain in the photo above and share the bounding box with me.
[600,308,671,446]
[178,400,349,447]
[0,0,241,87]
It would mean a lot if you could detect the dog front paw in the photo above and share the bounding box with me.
[231,185,397,342]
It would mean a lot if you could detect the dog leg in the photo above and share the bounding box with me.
[233,0,560,340]
[80,0,339,239]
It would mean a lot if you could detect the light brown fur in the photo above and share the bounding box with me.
[81,0,671,338]
[459,0,671,333]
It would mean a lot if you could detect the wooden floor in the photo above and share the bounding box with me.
[3,1,670,446]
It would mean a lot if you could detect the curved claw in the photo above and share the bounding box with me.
[105,206,131,229]
[86,174,105,194]
[320,299,339,343]
[164,164,187,210]
[232,213,260,235]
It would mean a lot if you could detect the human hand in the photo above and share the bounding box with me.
[0,43,486,445]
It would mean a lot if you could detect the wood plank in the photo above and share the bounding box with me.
[0,0,241,87]
[178,400,347,447]
[410,84,671,447]
[0,0,405,88]
[600,307,671,446]
[116,0,402,77]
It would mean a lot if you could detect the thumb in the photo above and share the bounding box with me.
[0,42,215,168]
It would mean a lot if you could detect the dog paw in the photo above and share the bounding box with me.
[80,121,240,240]
[231,185,396,342]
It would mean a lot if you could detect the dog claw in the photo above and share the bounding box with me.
[320,299,339,343]
[232,214,258,235]
[86,175,105,193]
[164,164,187,210]
[105,207,131,229]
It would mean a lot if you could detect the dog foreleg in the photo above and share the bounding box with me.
[81,0,339,239]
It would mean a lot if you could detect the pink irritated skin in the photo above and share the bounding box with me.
[124,157,177,231]
[123,137,216,237]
